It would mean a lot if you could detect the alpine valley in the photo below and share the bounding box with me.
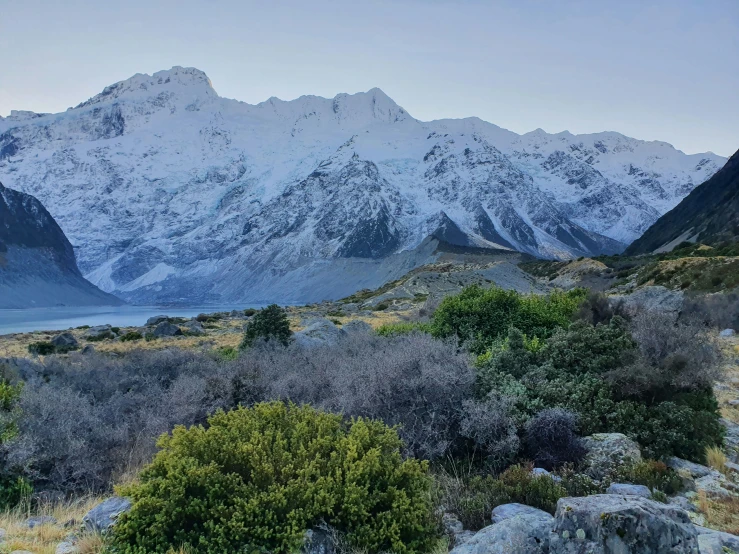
[0,67,726,304]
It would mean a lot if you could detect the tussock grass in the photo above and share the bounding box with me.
[706,446,728,475]
[698,490,739,535]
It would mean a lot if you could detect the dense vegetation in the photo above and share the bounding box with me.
[111,402,435,554]
[0,283,729,551]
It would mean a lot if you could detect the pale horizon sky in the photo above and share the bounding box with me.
[1,0,737,156]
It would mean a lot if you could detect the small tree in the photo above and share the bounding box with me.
[240,304,292,349]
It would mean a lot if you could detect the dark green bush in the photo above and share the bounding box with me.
[375,322,433,337]
[243,308,257,317]
[240,304,292,349]
[27,342,56,355]
[213,346,238,361]
[110,402,436,554]
[87,331,114,342]
[119,331,143,342]
[440,464,567,531]
[611,460,683,495]
[432,286,585,352]
[373,302,390,311]
[476,318,723,462]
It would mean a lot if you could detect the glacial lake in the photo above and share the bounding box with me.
[0,305,259,335]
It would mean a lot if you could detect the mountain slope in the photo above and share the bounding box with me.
[626,148,739,254]
[0,67,726,304]
[0,181,123,308]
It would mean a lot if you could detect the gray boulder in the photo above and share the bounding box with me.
[56,540,79,554]
[449,512,553,554]
[607,483,652,498]
[51,332,78,349]
[667,457,739,498]
[294,319,346,347]
[697,533,723,554]
[694,525,739,552]
[26,515,57,528]
[582,433,642,480]
[302,527,335,554]
[146,315,169,326]
[549,494,699,554]
[491,503,552,524]
[722,418,739,463]
[182,320,205,335]
[720,329,736,337]
[84,325,115,340]
[81,345,95,354]
[153,321,182,337]
[82,496,131,533]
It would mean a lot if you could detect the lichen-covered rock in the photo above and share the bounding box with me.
[294,318,346,347]
[668,457,739,498]
[581,433,642,480]
[549,494,699,554]
[491,503,552,524]
[82,496,131,533]
[182,320,205,335]
[152,321,182,337]
[51,332,78,349]
[449,511,553,554]
[302,527,335,554]
[694,525,739,552]
[607,483,652,498]
[26,515,57,528]
[84,324,115,340]
[146,315,169,326]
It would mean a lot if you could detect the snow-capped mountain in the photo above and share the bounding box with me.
[0,67,725,304]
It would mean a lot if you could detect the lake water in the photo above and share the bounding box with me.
[0,305,257,335]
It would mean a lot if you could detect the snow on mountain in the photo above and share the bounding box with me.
[0,67,726,304]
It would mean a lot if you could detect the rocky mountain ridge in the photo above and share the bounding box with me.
[0,66,726,304]
[0,181,123,308]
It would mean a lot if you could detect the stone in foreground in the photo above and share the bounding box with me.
[549,494,699,554]
[82,496,131,533]
[606,483,652,498]
[491,502,552,524]
[450,511,553,554]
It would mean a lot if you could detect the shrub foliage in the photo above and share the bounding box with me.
[110,402,436,554]
[239,304,292,349]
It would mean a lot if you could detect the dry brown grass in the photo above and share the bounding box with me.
[0,496,104,554]
[706,446,728,475]
[697,490,739,535]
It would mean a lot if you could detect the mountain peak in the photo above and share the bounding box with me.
[76,66,216,109]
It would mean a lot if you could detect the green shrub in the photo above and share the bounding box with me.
[376,322,433,337]
[111,327,121,334]
[475,319,724,462]
[243,308,257,317]
[214,346,238,361]
[240,304,292,349]
[110,402,436,554]
[612,460,683,495]
[0,379,30,509]
[373,302,390,311]
[27,341,56,355]
[439,465,567,531]
[432,286,585,352]
[144,333,156,342]
[119,331,143,342]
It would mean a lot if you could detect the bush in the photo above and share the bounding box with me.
[611,460,683,495]
[524,408,585,471]
[436,464,567,531]
[27,342,56,356]
[681,292,739,329]
[87,331,114,342]
[432,286,585,352]
[575,290,628,326]
[239,304,292,349]
[476,317,724,462]
[213,346,238,361]
[256,332,477,460]
[119,331,143,342]
[110,402,437,554]
[243,308,257,317]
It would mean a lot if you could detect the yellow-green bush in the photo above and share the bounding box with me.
[110,402,437,554]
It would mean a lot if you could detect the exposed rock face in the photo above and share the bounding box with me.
[549,495,699,554]
[491,503,552,524]
[581,433,642,480]
[293,319,346,347]
[51,333,79,349]
[153,321,182,337]
[0,67,724,304]
[627,147,739,254]
[81,496,131,533]
[84,325,115,340]
[0,181,123,308]
[449,511,553,554]
[612,285,684,315]
[606,483,652,498]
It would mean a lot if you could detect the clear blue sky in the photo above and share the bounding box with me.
[1,0,736,156]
